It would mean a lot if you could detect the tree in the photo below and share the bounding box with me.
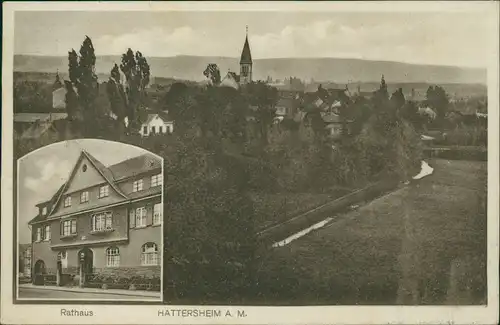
[65,36,100,134]
[244,81,278,146]
[106,64,128,131]
[390,87,406,112]
[120,48,151,131]
[425,85,449,119]
[203,64,221,86]
[13,81,52,113]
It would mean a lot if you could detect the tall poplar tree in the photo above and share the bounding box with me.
[119,48,151,131]
[65,36,99,135]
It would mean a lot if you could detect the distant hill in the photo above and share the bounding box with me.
[14,54,486,85]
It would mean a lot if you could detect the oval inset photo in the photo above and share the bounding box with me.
[16,139,163,302]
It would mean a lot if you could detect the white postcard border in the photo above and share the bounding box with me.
[2,1,499,325]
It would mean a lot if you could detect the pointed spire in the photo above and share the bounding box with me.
[240,26,252,64]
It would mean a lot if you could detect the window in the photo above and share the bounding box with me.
[42,206,47,215]
[143,126,148,135]
[151,174,163,187]
[82,164,87,172]
[80,191,89,203]
[106,247,120,267]
[152,126,156,134]
[64,196,71,207]
[135,207,147,227]
[159,126,163,133]
[153,203,162,225]
[91,212,112,232]
[141,243,159,266]
[61,219,77,237]
[44,225,51,241]
[57,251,68,269]
[98,185,109,198]
[133,179,143,192]
[36,228,42,242]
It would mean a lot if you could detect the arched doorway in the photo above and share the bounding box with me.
[33,260,46,275]
[33,260,46,285]
[77,248,94,276]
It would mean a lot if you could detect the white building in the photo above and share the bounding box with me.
[139,113,174,137]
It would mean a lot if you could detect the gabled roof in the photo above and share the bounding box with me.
[108,153,162,182]
[30,151,162,223]
[143,112,173,125]
[29,183,65,225]
[240,36,252,64]
[83,151,127,197]
[228,71,240,83]
[14,113,51,123]
[48,150,128,216]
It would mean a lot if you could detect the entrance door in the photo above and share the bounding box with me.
[77,248,94,275]
[34,260,46,275]
[33,260,46,285]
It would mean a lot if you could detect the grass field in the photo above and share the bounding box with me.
[256,159,487,305]
[250,189,352,231]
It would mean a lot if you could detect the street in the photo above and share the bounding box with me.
[19,286,160,300]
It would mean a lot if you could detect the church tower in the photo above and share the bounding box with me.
[239,26,253,85]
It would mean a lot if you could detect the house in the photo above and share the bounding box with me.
[220,72,240,89]
[139,113,174,136]
[14,112,68,134]
[275,97,299,118]
[28,150,163,283]
[20,120,60,144]
[19,244,32,277]
[418,106,437,120]
[321,112,351,139]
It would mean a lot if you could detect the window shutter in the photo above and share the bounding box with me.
[129,208,136,228]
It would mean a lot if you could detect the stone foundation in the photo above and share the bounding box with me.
[94,266,160,278]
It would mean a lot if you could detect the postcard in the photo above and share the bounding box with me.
[1,1,499,324]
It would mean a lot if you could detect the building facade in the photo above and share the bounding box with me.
[28,150,163,282]
[139,113,174,137]
[18,244,32,277]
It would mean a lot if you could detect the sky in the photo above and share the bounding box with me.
[17,139,154,244]
[14,11,495,68]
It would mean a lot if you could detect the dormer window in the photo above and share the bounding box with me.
[42,206,47,215]
[151,174,163,187]
[64,196,71,207]
[80,191,89,203]
[99,185,109,198]
[133,179,143,192]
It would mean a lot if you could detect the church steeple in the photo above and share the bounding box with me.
[239,25,253,84]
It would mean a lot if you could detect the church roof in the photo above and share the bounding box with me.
[240,35,252,64]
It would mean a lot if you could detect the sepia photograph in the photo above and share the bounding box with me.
[16,139,163,301]
[1,1,498,325]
